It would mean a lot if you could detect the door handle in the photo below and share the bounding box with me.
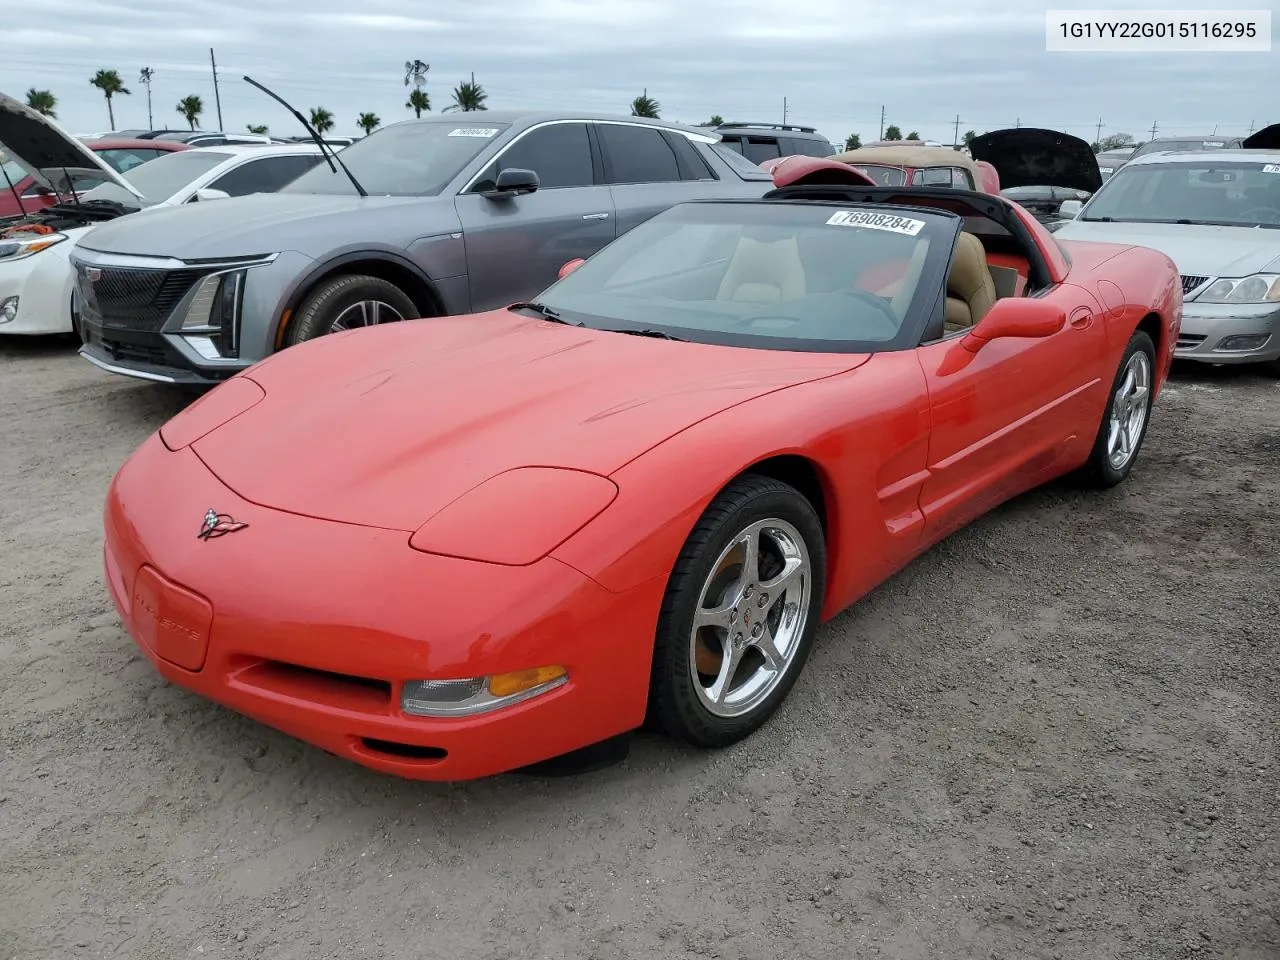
[1069,306,1094,329]
[582,212,610,220]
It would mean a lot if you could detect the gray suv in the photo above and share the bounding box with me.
[71,111,774,385]
[713,123,836,163]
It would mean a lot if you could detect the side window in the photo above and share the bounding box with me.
[717,136,745,154]
[208,158,293,197]
[915,167,955,187]
[469,122,593,192]
[663,133,716,181]
[951,167,974,189]
[742,137,782,164]
[598,124,681,184]
[263,154,325,189]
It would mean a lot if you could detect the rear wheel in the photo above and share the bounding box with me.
[648,475,826,748]
[285,274,419,346]
[1079,330,1156,488]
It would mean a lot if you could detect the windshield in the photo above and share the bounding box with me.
[80,150,233,207]
[852,164,908,187]
[1081,161,1280,227]
[281,120,511,196]
[527,201,950,353]
[1132,139,1231,158]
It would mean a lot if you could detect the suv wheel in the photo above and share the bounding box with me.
[286,274,419,346]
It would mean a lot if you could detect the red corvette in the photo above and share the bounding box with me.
[103,183,1181,780]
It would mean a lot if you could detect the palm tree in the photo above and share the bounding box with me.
[89,69,130,131]
[962,130,977,149]
[357,112,380,135]
[25,89,57,118]
[844,133,862,151]
[247,123,269,135]
[406,89,430,118]
[445,75,487,113]
[176,95,204,130]
[309,107,335,133]
[630,90,660,118]
[698,114,724,127]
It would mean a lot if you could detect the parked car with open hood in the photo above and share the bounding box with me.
[0,93,324,337]
[70,111,774,386]
[969,127,1102,231]
[1055,149,1280,374]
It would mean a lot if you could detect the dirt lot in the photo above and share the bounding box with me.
[1,337,1277,960]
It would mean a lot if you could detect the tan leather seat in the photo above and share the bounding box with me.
[717,236,806,304]
[944,232,998,332]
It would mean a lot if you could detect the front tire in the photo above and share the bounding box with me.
[1079,330,1156,488]
[648,475,826,748]
[285,274,419,346]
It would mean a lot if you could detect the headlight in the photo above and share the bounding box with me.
[409,466,618,565]
[1195,274,1280,304]
[401,666,568,717]
[177,269,246,357]
[0,232,67,262]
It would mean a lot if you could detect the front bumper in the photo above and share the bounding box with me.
[103,433,660,780]
[1174,302,1280,365]
[72,248,313,385]
[0,242,77,336]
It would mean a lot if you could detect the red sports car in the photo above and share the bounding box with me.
[103,182,1181,780]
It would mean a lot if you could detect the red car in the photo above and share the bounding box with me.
[0,137,188,218]
[103,181,1181,780]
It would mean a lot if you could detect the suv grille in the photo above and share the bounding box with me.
[78,265,207,331]
[1180,274,1210,294]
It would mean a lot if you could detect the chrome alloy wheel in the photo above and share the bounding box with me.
[689,518,812,718]
[329,299,405,333]
[1106,350,1152,470]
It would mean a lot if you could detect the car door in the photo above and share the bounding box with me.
[595,122,724,237]
[453,120,615,312]
[914,259,1109,543]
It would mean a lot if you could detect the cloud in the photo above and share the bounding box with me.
[1,0,1273,142]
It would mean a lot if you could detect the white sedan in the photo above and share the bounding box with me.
[1,98,324,336]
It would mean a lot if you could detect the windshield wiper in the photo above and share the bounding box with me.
[510,301,581,325]
[605,328,688,341]
[242,75,368,197]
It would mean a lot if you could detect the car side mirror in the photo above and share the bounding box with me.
[558,258,586,279]
[192,187,231,202]
[484,168,539,199]
[961,298,1066,353]
[1058,199,1083,217]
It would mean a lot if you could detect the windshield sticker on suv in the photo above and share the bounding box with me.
[1263,164,1280,174]
[449,127,500,138]
[1203,141,1225,147]
[825,211,926,235]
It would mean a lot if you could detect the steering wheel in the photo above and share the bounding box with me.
[841,287,902,325]
[1240,206,1280,223]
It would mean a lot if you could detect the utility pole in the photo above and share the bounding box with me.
[1249,119,1256,133]
[1015,117,1021,128]
[1149,119,1158,140]
[782,97,788,125]
[139,67,155,129]
[952,113,962,147]
[210,48,224,131]
[878,105,885,140]
[1095,117,1103,145]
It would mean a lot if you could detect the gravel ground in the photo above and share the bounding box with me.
[1,337,1277,960]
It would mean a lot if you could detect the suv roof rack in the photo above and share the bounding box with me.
[718,122,819,134]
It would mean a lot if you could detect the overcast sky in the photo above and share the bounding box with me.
[4,0,1276,145]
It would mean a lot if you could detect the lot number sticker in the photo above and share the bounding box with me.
[448,128,500,137]
[825,210,926,235]
[1263,164,1280,174]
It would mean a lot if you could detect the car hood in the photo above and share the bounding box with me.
[969,127,1102,194]
[1055,220,1280,277]
[1242,123,1280,150]
[72,192,435,260]
[0,91,140,199]
[181,312,867,531]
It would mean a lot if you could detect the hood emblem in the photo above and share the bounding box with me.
[198,508,248,540]
[85,267,102,282]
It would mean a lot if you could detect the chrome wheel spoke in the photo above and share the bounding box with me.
[753,623,785,672]
[694,600,734,632]
[738,528,762,584]
[707,643,745,705]
[1106,350,1151,470]
[760,555,804,596]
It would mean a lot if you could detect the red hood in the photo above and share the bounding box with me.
[187,311,867,531]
